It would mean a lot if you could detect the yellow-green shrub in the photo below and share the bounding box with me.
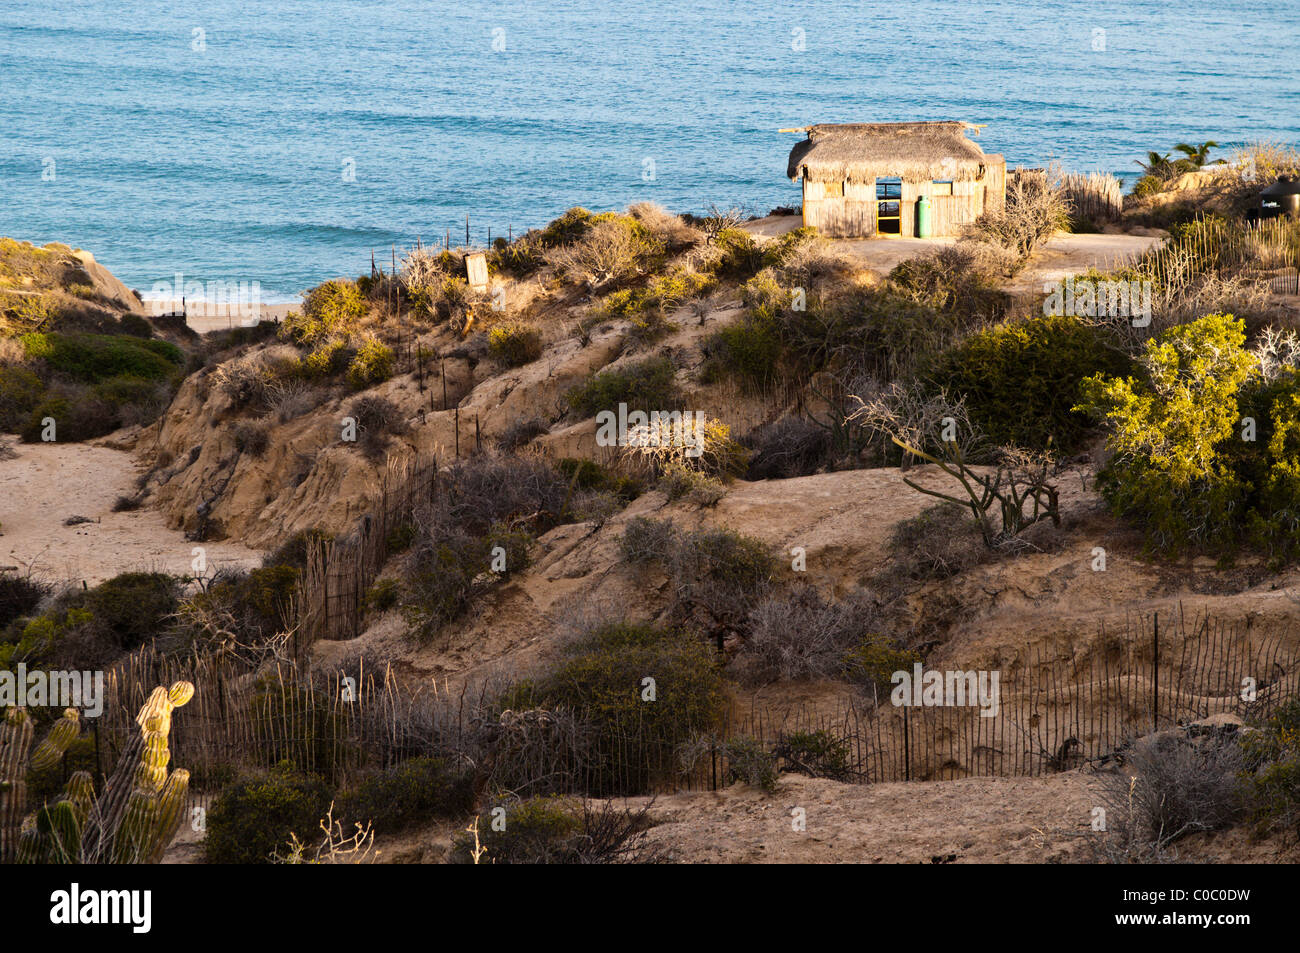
[281,279,367,345]
[487,322,543,366]
[346,338,394,390]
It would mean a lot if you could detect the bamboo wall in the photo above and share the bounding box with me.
[801,155,1006,238]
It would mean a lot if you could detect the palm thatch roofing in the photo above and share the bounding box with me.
[787,121,990,184]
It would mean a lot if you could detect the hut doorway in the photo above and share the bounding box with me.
[876,177,902,235]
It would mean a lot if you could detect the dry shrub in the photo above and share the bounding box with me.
[496,416,549,452]
[399,244,450,299]
[889,242,1015,311]
[347,395,408,459]
[776,235,859,286]
[741,416,831,480]
[968,165,1069,266]
[264,377,323,423]
[545,217,663,292]
[454,797,663,864]
[851,379,987,467]
[626,201,703,250]
[1215,141,1300,213]
[232,419,271,457]
[1091,732,1245,861]
[420,451,569,539]
[618,515,679,565]
[619,519,777,646]
[881,503,991,582]
[211,348,300,411]
[691,204,748,239]
[733,584,880,685]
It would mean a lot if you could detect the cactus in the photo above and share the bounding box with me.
[87,680,193,864]
[4,680,194,865]
[0,707,80,863]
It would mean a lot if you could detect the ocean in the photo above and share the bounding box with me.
[2,0,1298,301]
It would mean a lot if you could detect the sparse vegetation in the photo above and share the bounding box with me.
[487,321,544,366]
[205,763,334,864]
[566,355,679,417]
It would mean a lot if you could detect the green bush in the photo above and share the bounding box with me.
[538,207,598,247]
[566,355,679,417]
[362,577,400,614]
[5,571,185,664]
[118,313,154,338]
[0,365,45,431]
[0,571,178,667]
[557,457,643,501]
[704,278,957,391]
[404,527,532,638]
[19,375,171,442]
[776,729,856,781]
[1243,699,1300,838]
[712,228,766,280]
[336,757,475,834]
[346,338,395,390]
[502,622,727,795]
[703,309,783,390]
[204,763,333,864]
[0,571,49,631]
[927,313,1129,452]
[20,331,183,382]
[282,279,367,346]
[193,565,300,644]
[841,634,922,697]
[73,571,181,650]
[487,322,544,366]
[1076,312,1288,557]
[299,338,350,380]
[452,796,584,864]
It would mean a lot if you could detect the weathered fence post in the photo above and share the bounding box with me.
[1152,613,1160,730]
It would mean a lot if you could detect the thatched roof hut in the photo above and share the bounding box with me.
[787,121,988,183]
[784,121,1005,237]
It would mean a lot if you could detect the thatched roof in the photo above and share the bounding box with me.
[787,122,989,184]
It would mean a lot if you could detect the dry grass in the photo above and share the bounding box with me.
[626,201,703,250]
[545,219,661,291]
[968,165,1070,267]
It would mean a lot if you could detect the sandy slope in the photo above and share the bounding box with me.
[0,439,260,585]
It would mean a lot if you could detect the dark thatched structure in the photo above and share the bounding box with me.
[785,121,1006,238]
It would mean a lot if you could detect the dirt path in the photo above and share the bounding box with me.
[0,439,260,586]
[743,214,1160,288]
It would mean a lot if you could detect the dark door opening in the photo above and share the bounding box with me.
[876,177,902,235]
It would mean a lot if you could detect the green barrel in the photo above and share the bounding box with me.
[916,195,932,238]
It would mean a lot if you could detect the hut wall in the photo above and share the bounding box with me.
[983,157,1007,213]
[802,169,1001,238]
[802,178,875,237]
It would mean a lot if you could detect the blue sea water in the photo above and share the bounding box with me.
[1,0,1298,301]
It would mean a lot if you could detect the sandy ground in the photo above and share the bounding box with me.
[306,767,1291,865]
[144,299,297,335]
[0,439,260,586]
[630,773,1101,863]
[743,214,1160,289]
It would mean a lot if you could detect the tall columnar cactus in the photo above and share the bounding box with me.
[0,707,80,863]
[7,681,194,865]
[106,682,193,864]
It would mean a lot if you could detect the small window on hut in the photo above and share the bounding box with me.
[932,180,954,196]
[825,181,844,198]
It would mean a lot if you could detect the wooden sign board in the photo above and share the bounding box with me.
[465,252,489,291]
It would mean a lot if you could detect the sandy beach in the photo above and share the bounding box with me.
[0,439,260,586]
[143,298,298,335]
